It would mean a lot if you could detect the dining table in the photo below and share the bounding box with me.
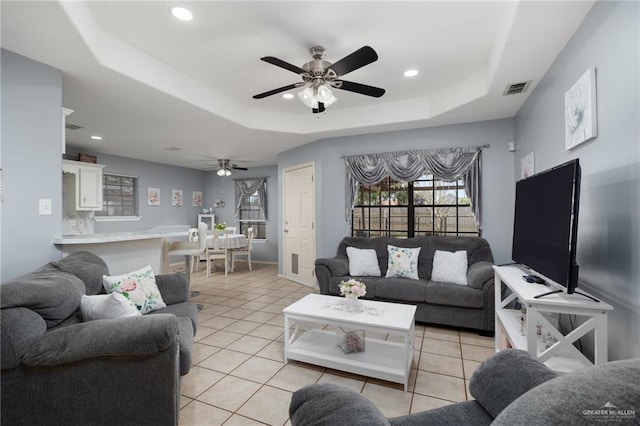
[205,232,248,273]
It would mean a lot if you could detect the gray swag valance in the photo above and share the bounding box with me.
[234,177,267,220]
[345,147,483,228]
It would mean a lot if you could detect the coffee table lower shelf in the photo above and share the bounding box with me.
[285,329,412,389]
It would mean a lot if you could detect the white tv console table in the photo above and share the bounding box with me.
[494,265,613,373]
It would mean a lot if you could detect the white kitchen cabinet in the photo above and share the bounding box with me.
[62,159,105,211]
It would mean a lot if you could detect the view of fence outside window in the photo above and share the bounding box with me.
[351,175,479,238]
[96,174,138,217]
[238,192,266,239]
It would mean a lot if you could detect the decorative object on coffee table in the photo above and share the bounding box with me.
[337,326,365,354]
[339,278,366,312]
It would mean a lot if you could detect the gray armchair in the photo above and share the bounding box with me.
[289,349,640,425]
[1,251,197,426]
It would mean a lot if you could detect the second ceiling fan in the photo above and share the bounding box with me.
[253,45,385,113]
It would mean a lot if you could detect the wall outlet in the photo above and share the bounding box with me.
[78,219,84,227]
[68,219,76,226]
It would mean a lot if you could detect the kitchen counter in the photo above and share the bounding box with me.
[53,226,188,244]
[53,226,189,275]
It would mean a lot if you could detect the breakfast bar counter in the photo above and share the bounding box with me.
[53,226,189,275]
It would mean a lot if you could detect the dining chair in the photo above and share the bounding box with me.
[231,227,254,272]
[206,229,231,277]
[187,227,200,273]
[166,222,208,285]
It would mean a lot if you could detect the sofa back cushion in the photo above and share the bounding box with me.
[424,237,493,280]
[51,251,110,295]
[0,264,85,328]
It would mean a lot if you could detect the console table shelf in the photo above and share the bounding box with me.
[494,265,613,373]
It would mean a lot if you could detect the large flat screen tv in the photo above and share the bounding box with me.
[512,159,581,294]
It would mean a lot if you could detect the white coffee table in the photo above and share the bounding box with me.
[283,294,416,391]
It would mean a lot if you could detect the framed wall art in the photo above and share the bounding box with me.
[192,191,202,207]
[565,68,597,150]
[172,189,183,207]
[147,187,160,206]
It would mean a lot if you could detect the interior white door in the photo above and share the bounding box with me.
[283,163,316,287]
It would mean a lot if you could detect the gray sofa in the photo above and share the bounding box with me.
[315,236,495,334]
[290,349,640,425]
[1,251,197,426]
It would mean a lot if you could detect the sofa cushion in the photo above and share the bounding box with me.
[347,247,381,276]
[493,358,640,425]
[290,383,390,426]
[376,278,427,302]
[0,265,85,328]
[51,251,110,295]
[431,250,468,285]
[338,237,390,275]
[385,246,421,280]
[103,265,167,314]
[79,293,141,321]
[469,349,557,418]
[426,281,484,308]
[388,237,430,278]
[1,307,47,369]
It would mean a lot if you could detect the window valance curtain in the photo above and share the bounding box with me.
[234,178,267,220]
[344,146,483,228]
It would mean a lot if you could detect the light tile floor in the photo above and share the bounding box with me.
[178,263,495,426]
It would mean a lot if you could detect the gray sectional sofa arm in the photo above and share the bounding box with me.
[22,314,179,367]
[315,256,349,294]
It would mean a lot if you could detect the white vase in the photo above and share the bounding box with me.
[345,296,361,312]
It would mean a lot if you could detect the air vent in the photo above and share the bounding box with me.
[503,81,532,96]
[65,123,83,130]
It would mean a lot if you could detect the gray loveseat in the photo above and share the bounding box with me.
[1,251,197,426]
[290,349,640,425]
[315,236,495,334]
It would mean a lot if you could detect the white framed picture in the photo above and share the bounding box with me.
[565,68,597,150]
[521,152,535,179]
[147,187,160,206]
[172,189,183,207]
[192,191,202,207]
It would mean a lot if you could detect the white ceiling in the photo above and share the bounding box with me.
[1,1,594,170]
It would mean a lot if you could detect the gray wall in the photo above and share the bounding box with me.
[278,119,517,274]
[1,49,63,281]
[65,149,206,233]
[204,166,279,263]
[514,1,639,360]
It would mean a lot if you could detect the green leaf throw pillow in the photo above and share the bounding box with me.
[102,265,167,314]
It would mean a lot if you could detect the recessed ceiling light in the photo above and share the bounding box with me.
[403,69,419,77]
[90,135,102,140]
[282,93,294,99]
[171,6,193,21]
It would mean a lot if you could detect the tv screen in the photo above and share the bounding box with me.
[512,159,581,293]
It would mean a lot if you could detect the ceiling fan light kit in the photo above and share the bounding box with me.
[215,159,248,176]
[253,45,385,113]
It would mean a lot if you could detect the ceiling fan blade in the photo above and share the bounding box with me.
[332,80,385,98]
[253,83,301,99]
[261,56,306,74]
[329,46,378,77]
[232,166,248,171]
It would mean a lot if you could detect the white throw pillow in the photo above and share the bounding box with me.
[346,247,381,277]
[431,250,469,285]
[102,265,166,315]
[385,245,421,280]
[80,293,141,321]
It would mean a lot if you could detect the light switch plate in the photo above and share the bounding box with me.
[39,198,52,215]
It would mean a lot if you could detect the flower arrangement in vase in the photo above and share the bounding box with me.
[339,279,366,312]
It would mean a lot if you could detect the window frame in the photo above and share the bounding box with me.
[351,175,479,238]
[237,190,267,241]
[95,172,140,221]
